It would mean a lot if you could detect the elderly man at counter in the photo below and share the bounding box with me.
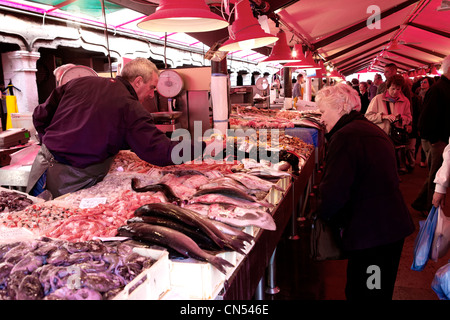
[316,83,414,300]
[26,58,219,199]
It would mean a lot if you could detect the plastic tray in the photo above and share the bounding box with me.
[113,248,171,300]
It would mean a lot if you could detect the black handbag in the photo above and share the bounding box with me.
[385,101,409,146]
[310,215,346,261]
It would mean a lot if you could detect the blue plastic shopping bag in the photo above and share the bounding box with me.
[411,206,439,271]
[431,262,450,300]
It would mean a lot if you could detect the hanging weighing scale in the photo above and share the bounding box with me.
[254,77,270,108]
[152,70,183,133]
[59,65,98,86]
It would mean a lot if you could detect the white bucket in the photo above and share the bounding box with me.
[10,113,37,141]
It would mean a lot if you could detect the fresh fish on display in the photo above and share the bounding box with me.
[158,174,199,200]
[272,161,291,171]
[226,172,284,192]
[293,118,322,129]
[191,193,271,209]
[208,204,277,231]
[181,174,211,189]
[182,203,254,244]
[193,187,272,207]
[199,177,249,193]
[246,168,291,180]
[160,169,208,177]
[126,216,222,251]
[199,177,269,200]
[131,178,181,205]
[134,203,247,254]
[117,223,234,275]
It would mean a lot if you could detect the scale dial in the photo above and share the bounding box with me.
[256,77,269,90]
[156,69,183,98]
[59,65,98,85]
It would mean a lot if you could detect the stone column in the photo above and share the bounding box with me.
[1,50,40,113]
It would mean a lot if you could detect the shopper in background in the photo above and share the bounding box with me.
[26,58,220,199]
[365,74,412,173]
[377,63,398,94]
[432,137,450,209]
[292,73,304,100]
[358,81,370,114]
[351,78,360,94]
[414,77,435,168]
[412,54,450,215]
[316,83,414,300]
[369,73,382,100]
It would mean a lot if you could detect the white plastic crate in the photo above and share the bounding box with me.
[168,253,229,300]
[113,248,170,300]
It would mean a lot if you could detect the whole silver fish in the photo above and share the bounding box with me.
[191,193,268,209]
[193,186,273,208]
[182,204,254,244]
[134,203,246,254]
[226,173,284,192]
[208,204,277,231]
[117,223,234,275]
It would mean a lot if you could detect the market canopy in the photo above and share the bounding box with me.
[1,0,449,76]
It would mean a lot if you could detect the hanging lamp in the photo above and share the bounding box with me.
[137,0,229,33]
[329,69,342,78]
[313,60,327,77]
[285,50,320,69]
[218,0,278,51]
[428,65,441,76]
[282,44,305,67]
[259,30,300,64]
[388,40,401,51]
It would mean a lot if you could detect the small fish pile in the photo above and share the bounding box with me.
[0,190,34,213]
[0,238,156,300]
[117,203,254,274]
[1,203,80,231]
[44,190,164,241]
[109,150,157,174]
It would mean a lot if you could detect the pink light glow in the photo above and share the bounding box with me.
[114,15,147,28]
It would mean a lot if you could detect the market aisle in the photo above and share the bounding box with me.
[270,160,450,300]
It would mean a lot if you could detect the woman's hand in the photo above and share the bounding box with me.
[382,114,397,122]
[432,191,446,209]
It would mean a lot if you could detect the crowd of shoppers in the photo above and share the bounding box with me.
[314,54,449,300]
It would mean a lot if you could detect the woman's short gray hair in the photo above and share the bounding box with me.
[120,58,159,83]
[441,54,450,75]
[316,82,361,114]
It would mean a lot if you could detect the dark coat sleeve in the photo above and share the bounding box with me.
[318,134,357,225]
[33,85,65,141]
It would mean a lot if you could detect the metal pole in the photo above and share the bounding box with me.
[254,278,265,300]
[265,248,280,294]
[100,0,112,78]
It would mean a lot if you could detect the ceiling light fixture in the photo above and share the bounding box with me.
[137,0,229,33]
[218,0,278,52]
[259,30,301,64]
[285,50,321,69]
[428,65,441,76]
[388,40,401,51]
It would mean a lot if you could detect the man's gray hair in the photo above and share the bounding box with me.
[120,58,159,83]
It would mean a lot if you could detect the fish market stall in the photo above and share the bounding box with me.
[221,153,315,300]
[0,134,315,300]
[230,105,325,185]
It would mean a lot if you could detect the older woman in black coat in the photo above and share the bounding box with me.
[316,83,415,300]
